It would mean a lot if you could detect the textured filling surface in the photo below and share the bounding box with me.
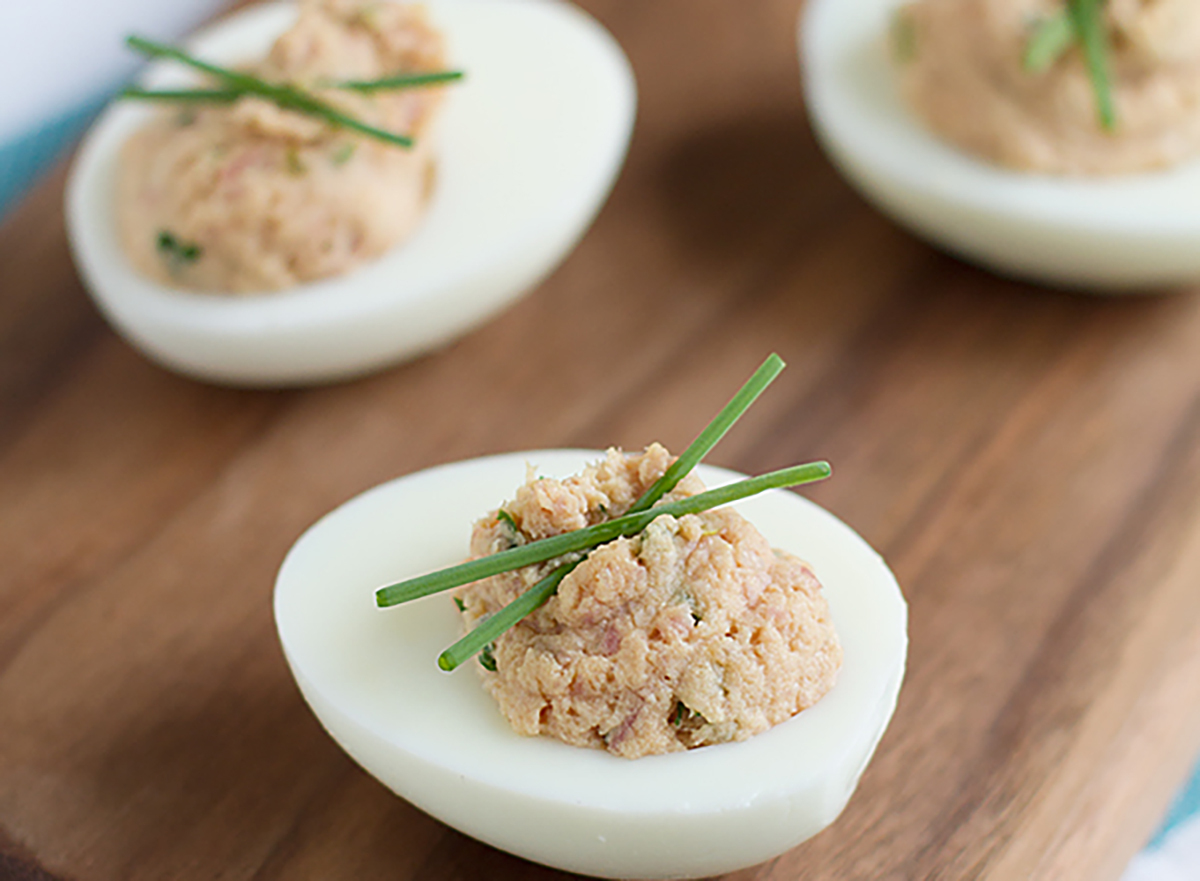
[894,0,1200,174]
[117,0,448,293]
[454,445,843,760]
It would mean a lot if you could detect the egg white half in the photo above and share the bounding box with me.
[66,0,636,385]
[274,450,908,879]
[802,0,1200,291]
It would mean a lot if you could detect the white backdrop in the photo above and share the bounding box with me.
[0,0,225,142]
[0,0,226,215]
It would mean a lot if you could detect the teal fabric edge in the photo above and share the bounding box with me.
[0,96,110,220]
[1147,758,1200,850]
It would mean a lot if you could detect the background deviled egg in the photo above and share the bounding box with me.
[66,0,636,385]
[802,0,1200,292]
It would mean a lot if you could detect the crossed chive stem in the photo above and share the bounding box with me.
[372,354,833,672]
[1024,0,1116,132]
[121,35,464,149]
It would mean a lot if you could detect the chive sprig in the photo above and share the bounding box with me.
[629,353,785,513]
[374,354,832,672]
[120,87,244,104]
[378,353,788,608]
[437,561,580,672]
[1023,1,1116,132]
[1023,12,1075,74]
[376,460,831,609]
[433,354,791,670]
[1069,0,1115,132]
[336,70,465,92]
[121,35,464,149]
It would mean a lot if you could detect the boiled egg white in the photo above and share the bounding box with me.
[273,450,908,879]
[65,0,635,385]
[802,0,1200,291]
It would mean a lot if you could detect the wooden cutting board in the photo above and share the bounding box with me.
[3,1,1200,878]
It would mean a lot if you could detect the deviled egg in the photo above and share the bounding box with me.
[273,450,907,879]
[802,0,1200,290]
[66,0,635,385]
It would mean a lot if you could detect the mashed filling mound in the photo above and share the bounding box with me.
[454,444,842,760]
[118,0,448,293]
[895,0,1200,174]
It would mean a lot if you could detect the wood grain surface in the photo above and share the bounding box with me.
[4,1,1200,879]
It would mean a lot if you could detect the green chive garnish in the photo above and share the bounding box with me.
[439,562,579,671]
[1020,3,1116,132]
[385,353,789,608]
[157,229,202,264]
[123,35,420,148]
[414,355,826,672]
[631,353,785,513]
[377,461,830,609]
[337,70,465,92]
[890,8,918,64]
[1067,0,1116,131]
[285,147,306,176]
[120,86,243,103]
[1023,12,1075,74]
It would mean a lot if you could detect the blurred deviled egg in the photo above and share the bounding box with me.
[66,0,635,385]
[802,0,1200,290]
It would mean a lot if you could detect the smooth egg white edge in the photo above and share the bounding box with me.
[274,451,908,879]
[65,0,636,386]
[802,0,1200,291]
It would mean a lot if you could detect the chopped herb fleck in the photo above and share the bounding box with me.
[156,230,203,268]
[673,586,702,624]
[670,702,685,727]
[670,701,703,728]
[478,643,497,671]
[356,3,383,31]
[453,597,466,612]
[285,147,307,176]
[890,7,918,64]
[331,142,357,166]
[496,509,519,532]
